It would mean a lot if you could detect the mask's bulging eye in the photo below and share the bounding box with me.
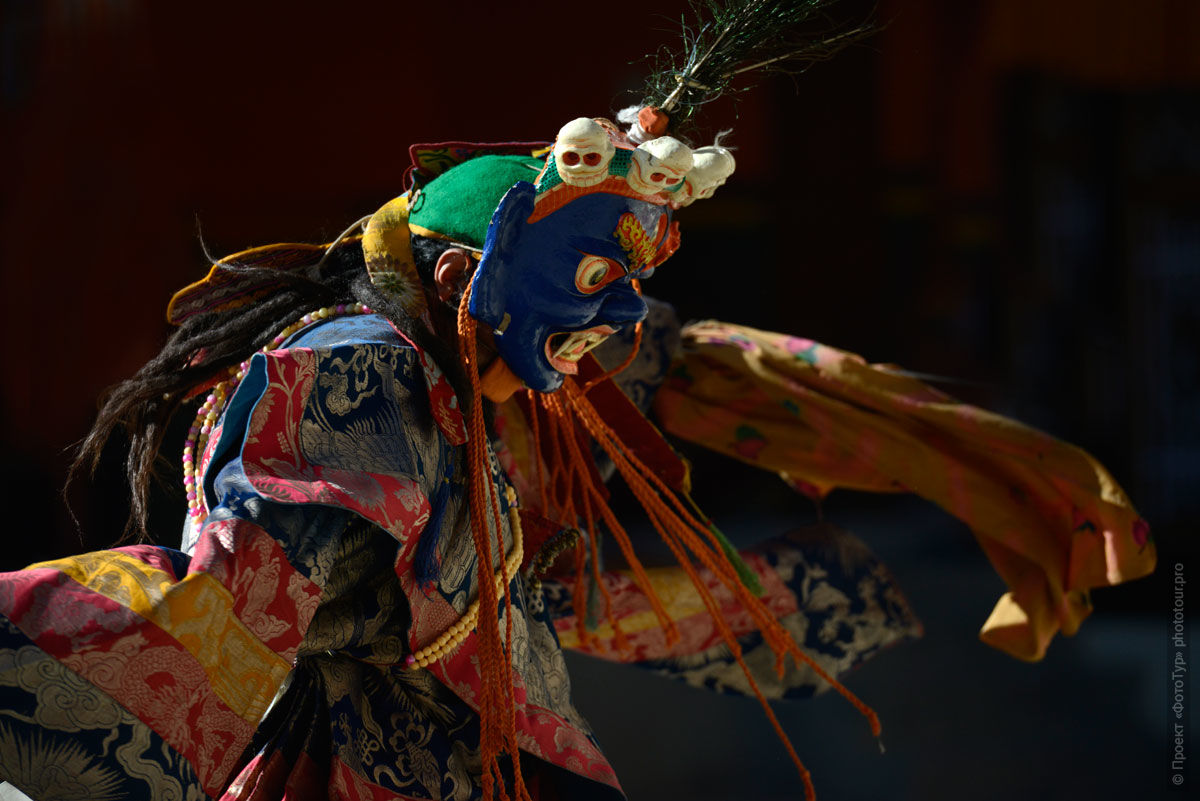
[574,255,624,293]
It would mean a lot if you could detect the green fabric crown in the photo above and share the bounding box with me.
[408,155,545,248]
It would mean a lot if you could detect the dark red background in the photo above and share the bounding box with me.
[1,1,1195,798]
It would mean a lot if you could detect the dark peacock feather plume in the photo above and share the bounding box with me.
[636,0,876,132]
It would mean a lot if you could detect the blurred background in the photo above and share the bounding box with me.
[0,0,1195,798]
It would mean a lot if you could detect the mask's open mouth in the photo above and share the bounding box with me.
[545,325,616,375]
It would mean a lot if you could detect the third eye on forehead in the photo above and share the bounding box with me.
[567,236,629,268]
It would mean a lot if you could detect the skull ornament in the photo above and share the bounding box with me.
[553,118,616,187]
[626,136,694,196]
[679,145,736,206]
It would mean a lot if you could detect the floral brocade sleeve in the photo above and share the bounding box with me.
[0,321,456,799]
[542,524,922,700]
[652,320,1155,662]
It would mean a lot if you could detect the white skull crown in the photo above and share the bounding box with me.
[553,118,616,187]
[679,145,736,206]
[551,117,737,203]
[626,136,694,196]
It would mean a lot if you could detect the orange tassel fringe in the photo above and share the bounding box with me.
[456,281,879,801]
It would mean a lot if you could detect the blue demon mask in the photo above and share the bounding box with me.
[468,182,674,392]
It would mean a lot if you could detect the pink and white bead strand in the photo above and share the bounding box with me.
[183,302,373,525]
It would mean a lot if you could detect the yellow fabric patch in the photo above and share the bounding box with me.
[557,567,705,648]
[363,194,428,318]
[39,552,289,724]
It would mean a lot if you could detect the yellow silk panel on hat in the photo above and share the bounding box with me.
[363,193,427,318]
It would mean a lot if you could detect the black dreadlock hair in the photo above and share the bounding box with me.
[68,236,469,541]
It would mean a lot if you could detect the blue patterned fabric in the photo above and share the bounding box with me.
[637,525,921,699]
[0,614,204,801]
